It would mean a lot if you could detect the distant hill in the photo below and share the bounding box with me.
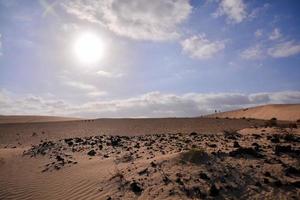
[208,104,300,121]
[0,115,82,124]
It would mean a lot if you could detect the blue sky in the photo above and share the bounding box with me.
[0,0,300,117]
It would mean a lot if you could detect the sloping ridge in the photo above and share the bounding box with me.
[209,104,300,121]
[0,115,82,124]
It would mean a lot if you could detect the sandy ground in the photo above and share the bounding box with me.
[209,104,300,121]
[0,118,264,147]
[0,117,299,199]
[0,115,82,124]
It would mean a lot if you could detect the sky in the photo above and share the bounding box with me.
[0,0,300,118]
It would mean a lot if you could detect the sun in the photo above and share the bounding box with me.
[73,32,105,64]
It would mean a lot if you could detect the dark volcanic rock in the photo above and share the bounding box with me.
[176,177,184,185]
[87,149,96,156]
[138,168,148,176]
[199,172,210,180]
[163,176,171,185]
[209,184,219,196]
[273,180,283,187]
[207,143,217,148]
[229,147,263,158]
[270,137,280,143]
[275,145,292,155]
[233,141,240,148]
[56,155,64,162]
[111,137,122,147]
[190,132,198,136]
[130,181,143,195]
[184,186,206,199]
[74,138,83,144]
[290,181,300,188]
[285,166,300,176]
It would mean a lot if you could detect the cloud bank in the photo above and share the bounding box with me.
[1,89,299,118]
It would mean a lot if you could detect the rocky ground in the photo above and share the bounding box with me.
[23,126,300,199]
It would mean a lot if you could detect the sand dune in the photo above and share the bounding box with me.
[209,104,300,121]
[0,115,82,124]
[0,107,299,199]
[0,118,264,146]
[1,125,299,199]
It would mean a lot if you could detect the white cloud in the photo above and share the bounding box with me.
[62,0,191,41]
[65,81,97,91]
[268,41,300,58]
[254,29,263,38]
[248,3,270,20]
[181,35,225,59]
[1,89,299,118]
[64,80,107,97]
[96,70,124,78]
[213,0,247,24]
[240,44,264,60]
[269,28,282,40]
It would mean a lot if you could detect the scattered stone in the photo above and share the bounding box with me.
[274,145,292,155]
[190,132,197,136]
[208,143,217,148]
[87,149,96,156]
[138,168,148,176]
[264,178,270,184]
[184,186,206,199]
[209,184,219,196]
[229,147,263,158]
[130,181,143,195]
[285,166,300,176]
[273,180,282,187]
[270,137,280,143]
[289,181,300,188]
[56,155,64,162]
[175,177,184,185]
[163,176,171,185]
[233,141,240,148]
[199,172,210,180]
[255,181,262,187]
[264,171,271,177]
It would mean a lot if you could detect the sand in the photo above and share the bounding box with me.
[209,104,300,121]
[0,107,299,199]
[0,115,82,124]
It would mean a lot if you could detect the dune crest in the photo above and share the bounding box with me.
[209,104,300,121]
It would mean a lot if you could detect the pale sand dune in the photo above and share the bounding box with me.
[208,104,300,121]
[0,118,264,146]
[0,115,82,124]
[1,126,299,200]
[0,108,299,199]
[0,148,113,200]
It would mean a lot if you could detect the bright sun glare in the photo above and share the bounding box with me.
[73,32,104,64]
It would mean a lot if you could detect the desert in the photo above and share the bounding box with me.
[1,1,300,199]
[1,104,300,199]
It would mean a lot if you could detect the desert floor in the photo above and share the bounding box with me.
[0,117,299,199]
